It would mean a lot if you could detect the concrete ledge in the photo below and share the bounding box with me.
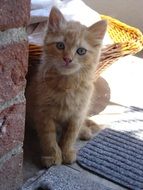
[0,28,27,46]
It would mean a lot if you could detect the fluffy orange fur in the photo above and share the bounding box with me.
[26,7,107,167]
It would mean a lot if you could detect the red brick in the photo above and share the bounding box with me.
[0,152,23,190]
[0,0,30,30]
[0,42,28,103]
[0,103,25,157]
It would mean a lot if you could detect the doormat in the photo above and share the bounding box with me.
[77,109,143,190]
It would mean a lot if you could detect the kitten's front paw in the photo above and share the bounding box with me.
[62,149,76,164]
[41,146,62,168]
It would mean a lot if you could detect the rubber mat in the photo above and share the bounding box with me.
[77,111,143,190]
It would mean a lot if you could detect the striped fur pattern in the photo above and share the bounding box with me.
[26,7,107,167]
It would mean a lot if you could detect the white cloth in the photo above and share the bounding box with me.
[31,0,100,25]
[30,0,112,44]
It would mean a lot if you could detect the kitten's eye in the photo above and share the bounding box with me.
[76,48,87,55]
[56,42,65,50]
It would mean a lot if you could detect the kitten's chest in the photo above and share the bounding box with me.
[50,84,93,112]
[38,76,94,119]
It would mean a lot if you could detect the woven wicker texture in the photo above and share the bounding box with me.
[29,15,143,78]
[102,15,143,51]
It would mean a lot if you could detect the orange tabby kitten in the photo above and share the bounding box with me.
[26,7,107,167]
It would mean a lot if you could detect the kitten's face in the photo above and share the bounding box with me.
[43,7,107,75]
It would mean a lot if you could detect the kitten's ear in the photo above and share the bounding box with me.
[48,7,66,32]
[88,20,107,39]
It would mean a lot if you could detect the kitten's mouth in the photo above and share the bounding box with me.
[61,63,74,69]
[57,63,80,75]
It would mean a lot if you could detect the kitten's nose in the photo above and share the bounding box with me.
[63,56,72,65]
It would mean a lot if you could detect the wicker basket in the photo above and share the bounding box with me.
[29,15,143,79]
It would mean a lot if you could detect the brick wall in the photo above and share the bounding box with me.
[0,1,30,189]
